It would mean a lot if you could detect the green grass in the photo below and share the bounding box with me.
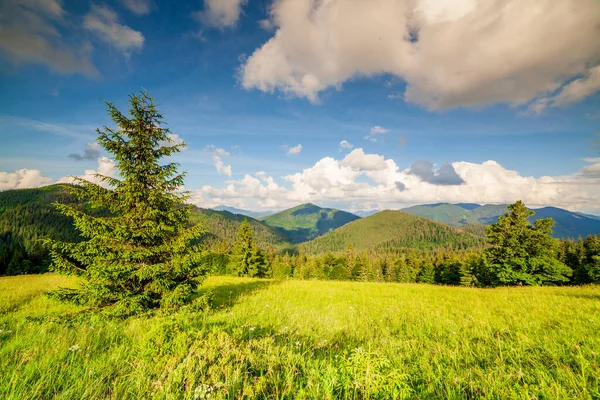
[1,274,599,399]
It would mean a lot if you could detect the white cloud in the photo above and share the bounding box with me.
[287,144,303,155]
[208,147,232,177]
[528,65,600,114]
[365,125,389,142]
[57,157,116,186]
[84,4,144,56]
[371,126,389,134]
[339,140,353,151]
[240,0,600,110]
[0,169,53,190]
[191,148,600,213]
[0,0,96,76]
[196,0,248,28]
[121,0,153,15]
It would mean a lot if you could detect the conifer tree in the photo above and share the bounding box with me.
[47,91,208,316]
[482,200,571,286]
[229,218,268,277]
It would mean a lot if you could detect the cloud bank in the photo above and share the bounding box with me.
[240,0,600,110]
[191,148,600,213]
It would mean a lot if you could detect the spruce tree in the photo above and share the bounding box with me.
[47,91,208,316]
[482,200,571,286]
[229,218,268,277]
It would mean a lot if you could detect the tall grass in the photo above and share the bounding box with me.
[1,274,599,399]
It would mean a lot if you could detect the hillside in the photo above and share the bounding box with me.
[0,186,291,275]
[300,210,486,254]
[0,185,83,275]
[260,203,359,243]
[401,203,600,239]
[190,208,292,250]
[212,205,274,219]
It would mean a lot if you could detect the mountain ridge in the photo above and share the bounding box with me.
[401,203,600,238]
[259,203,360,243]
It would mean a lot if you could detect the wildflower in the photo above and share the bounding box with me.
[249,326,256,331]
[295,341,301,347]
[89,370,93,377]
[355,347,364,354]
[69,344,81,352]
[194,383,214,399]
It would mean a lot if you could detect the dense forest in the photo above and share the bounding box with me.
[0,185,599,287]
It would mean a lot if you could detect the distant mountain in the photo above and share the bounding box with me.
[300,210,485,254]
[211,205,274,219]
[401,203,470,224]
[353,210,380,218]
[401,203,600,239]
[190,208,292,250]
[575,212,600,221]
[260,203,360,243]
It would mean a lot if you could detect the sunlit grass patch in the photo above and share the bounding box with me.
[1,274,599,399]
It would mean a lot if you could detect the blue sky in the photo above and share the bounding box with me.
[1,0,599,212]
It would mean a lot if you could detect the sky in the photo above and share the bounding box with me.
[0,0,599,213]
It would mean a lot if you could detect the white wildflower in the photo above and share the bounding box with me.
[69,344,81,352]
[194,383,214,399]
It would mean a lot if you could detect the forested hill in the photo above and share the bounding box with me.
[401,203,600,239]
[260,203,360,243]
[300,210,486,255]
[0,185,82,274]
[211,205,274,219]
[0,185,81,244]
[190,208,292,251]
[0,186,292,275]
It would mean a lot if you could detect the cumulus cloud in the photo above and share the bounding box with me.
[240,0,600,110]
[57,157,116,186]
[365,126,389,142]
[528,65,600,114]
[84,4,144,56]
[190,148,600,213]
[408,160,465,186]
[207,147,232,177]
[339,140,353,151]
[0,169,53,190]
[68,143,101,161]
[121,0,153,15]
[0,0,96,76]
[195,0,248,28]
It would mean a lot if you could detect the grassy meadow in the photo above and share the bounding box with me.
[1,274,599,399]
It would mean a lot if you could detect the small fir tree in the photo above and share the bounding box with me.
[229,219,269,278]
[47,91,208,316]
[482,200,571,286]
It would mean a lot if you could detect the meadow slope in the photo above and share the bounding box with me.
[1,275,599,399]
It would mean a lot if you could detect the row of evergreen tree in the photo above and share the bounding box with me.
[217,203,600,286]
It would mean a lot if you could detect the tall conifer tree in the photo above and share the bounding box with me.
[48,91,208,316]
[482,200,571,286]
